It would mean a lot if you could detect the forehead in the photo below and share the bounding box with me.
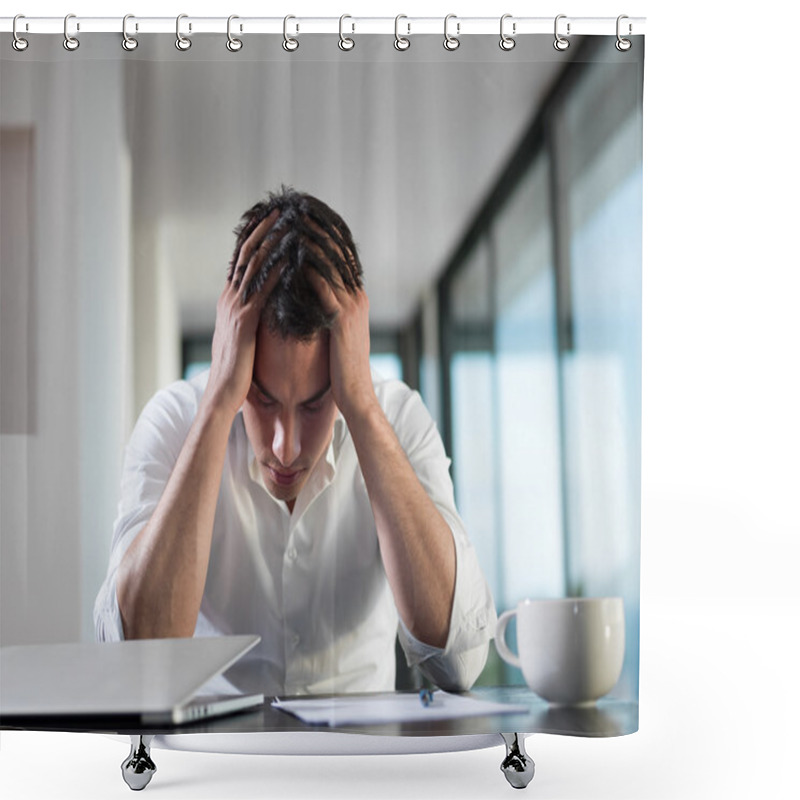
[252,326,330,399]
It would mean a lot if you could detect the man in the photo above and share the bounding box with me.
[94,188,496,696]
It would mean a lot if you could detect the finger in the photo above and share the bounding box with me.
[243,255,283,307]
[235,217,279,290]
[306,265,341,316]
[231,209,281,288]
[228,214,267,281]
[302,214,362,297]
[238,233,277,301]
[303,220,356,290]
[305,235,352,298]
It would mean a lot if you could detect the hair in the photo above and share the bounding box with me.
[229,187,363,340]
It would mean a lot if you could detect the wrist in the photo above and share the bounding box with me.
[198,386,242,429]
[336,373,379,418]
[339,390,384,433]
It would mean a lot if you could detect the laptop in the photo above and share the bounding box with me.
[0,635,264,726]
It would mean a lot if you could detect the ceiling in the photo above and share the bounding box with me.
[126,36,569,332]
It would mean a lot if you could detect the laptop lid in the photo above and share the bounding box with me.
[0,635,262,726]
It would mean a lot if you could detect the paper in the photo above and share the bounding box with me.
[272,692,528,727]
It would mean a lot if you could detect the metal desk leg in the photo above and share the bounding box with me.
[121,735,157,791]
[500,733,535,789]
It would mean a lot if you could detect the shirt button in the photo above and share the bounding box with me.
[287,546,298,561]
[291,633,300,647]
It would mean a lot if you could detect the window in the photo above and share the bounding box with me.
[493,155,565,608]
[431,45,643,692]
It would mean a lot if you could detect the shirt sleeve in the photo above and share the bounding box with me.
[93,380,199,642]
[384,381,497,691]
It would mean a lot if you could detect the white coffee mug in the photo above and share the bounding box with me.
[494,597,625,706]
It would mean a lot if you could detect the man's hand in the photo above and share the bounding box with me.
[307,267,376,421]
[205,210,282,419]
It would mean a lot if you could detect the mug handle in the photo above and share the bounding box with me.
[494,609,521,668]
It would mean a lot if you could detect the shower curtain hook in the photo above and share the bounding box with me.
[63,14,80,51]
[226,15,243,51]
[443,14,460,51]
[499,14,516,51]
[338,15,355,51]
[283,15,299,51]
[175,14,192,51]
[553,14,570,51]
[394,15,410,51]
[122,15,138,51]
[12,15,29,52]
[615,15,632,51]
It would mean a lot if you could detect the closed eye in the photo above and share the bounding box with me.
[248,384,276,408]
[301,385,331,413]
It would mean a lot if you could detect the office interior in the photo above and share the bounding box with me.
[1,36,642,699]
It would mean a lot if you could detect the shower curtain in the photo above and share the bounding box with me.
[1,15,644,744]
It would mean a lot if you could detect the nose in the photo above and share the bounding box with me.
[272,411,301,467]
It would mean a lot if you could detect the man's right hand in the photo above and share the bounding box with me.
[204,210,283,419]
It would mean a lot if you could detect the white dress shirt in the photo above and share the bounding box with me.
[94,370,496,696]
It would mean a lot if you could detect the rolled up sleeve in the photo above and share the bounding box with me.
[397,518,496,690]
[94,572,125,642]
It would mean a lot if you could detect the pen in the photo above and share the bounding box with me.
[419,688,437,707]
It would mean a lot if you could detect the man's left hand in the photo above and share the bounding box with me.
[307,268,377,421]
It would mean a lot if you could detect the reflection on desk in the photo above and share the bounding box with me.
[0,685,637,740]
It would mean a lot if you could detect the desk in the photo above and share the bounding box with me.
[1,687,637,791]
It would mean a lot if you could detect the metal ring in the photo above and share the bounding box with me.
[616,15,632,51]
[175,14,191,51]
[227,15,243,52]
[63,13,80,51]
[338,14,355,51]
[443,14,460,51]
[12,15,29,52]
[394,15,410,51]
[283,15,299,51]
[499,14,516,51]
[122,14,138,51]
[553,14,570,51]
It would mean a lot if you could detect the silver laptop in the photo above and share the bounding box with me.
[0,635,263,726]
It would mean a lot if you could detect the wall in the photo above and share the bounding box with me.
[1,56,132,644]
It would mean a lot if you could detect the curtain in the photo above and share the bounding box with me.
[1,17,644,740]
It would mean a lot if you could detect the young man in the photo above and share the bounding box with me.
[94,189,496,695]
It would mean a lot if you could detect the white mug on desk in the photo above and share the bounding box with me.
[494,597,625,706]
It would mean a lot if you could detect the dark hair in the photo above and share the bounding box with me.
[230,187,363,340]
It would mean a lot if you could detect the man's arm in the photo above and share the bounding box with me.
[308,270,456,649]
[115,213,281,639]
[115,401,235,639]
[348,399,457,649]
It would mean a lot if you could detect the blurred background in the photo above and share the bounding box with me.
[1,32,642,698]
